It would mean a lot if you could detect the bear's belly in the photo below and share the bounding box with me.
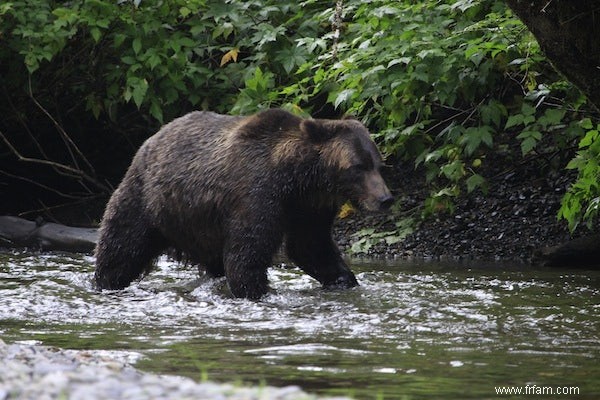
[156,209,226,261]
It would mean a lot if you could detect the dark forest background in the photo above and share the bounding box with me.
[1,0,598,235]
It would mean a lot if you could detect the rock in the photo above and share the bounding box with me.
[0,340,348,400]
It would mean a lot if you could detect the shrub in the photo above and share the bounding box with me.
[1,0,598,232]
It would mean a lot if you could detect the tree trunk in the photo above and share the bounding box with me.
[505,0,600,112]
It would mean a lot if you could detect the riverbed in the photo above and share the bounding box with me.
[0,252,598,399]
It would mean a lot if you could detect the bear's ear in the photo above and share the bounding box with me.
[300,119,336,142]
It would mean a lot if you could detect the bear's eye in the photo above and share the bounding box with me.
[350,163,367,172]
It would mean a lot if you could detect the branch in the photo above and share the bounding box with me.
[0,169,89,200]
[0,129,111,193]
[28,75,96,174]
[1,82,94,182]
[331,0,344,60]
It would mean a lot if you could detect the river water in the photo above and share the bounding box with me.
[0,251,598,399]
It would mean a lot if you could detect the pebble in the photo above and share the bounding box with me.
[0,340,349,400]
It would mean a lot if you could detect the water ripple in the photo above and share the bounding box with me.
[1,252,599,398]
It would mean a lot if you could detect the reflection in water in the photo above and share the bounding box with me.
[0,252,599,398]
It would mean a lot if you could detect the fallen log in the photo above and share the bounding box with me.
[0,216,98,253]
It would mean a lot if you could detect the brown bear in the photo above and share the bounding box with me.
[94,109,393,299]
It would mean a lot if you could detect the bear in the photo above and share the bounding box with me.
[94,109,393,299]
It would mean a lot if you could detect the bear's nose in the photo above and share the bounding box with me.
[379,194,394,210]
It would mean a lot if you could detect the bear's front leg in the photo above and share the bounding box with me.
[223,256,269,300]
[286,234,358,289]
[223,215,282,299]
[285,209,358,290]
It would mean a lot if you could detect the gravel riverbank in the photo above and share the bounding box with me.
[0,340,348,400]
[334,153,593,264]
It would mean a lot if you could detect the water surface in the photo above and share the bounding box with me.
[0,252,598,399]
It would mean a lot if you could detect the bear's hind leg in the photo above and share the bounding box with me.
[196,254,225,278]
[204,261,225,278]
[95,223,164,289]
[94,194,165,290]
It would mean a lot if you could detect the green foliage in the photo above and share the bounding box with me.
[505,101,570,156]
[232,0,598,230]
[558,119,600,231]
[1,0,598,233]
[350,218,414,255]
[0,0,324,124]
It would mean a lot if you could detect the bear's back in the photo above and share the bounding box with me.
[150,111,243,148]
[131,112,244,175]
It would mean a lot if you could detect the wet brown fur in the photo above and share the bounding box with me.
[94,109,392,299]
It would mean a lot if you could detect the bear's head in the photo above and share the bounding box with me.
[300,117,394,212]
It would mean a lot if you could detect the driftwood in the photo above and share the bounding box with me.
[0,216,98,253]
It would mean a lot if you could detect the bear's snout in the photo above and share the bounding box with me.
[361,170,393,212]
[379,193,394,210]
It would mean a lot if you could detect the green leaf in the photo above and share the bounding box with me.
[121,56,136,65]
[440,160,465,181]
[505,114,524,129]
[516,130,542,140]
[24,53,39,73]
[522,114,536,126]
[417,48,445,59]
[178,37,197,48]
[148,53,161,70]
[132,38,142,54]
[212,22,234,40]
[350,238,372,254]
[149,100,163,123]
[0,3,13,15]
[461,126,494,156]
[579,130,599,148]
[179,6,191,18]
[566,155,586,170]
[333,89,356,109]
[520,137,538,155]
[384,235,403,245]
[90,27,102,43]
[542,108,566,126]
[580,118,594,130]
[423,148,443,164]
[85,94,102,119]
[480,102,505,128]
[466,173,486,193]
[130,78,149,108]
[113,33,126,48]
[480,127,494,147]
[387,57,411,68]
[521,103,536,116]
